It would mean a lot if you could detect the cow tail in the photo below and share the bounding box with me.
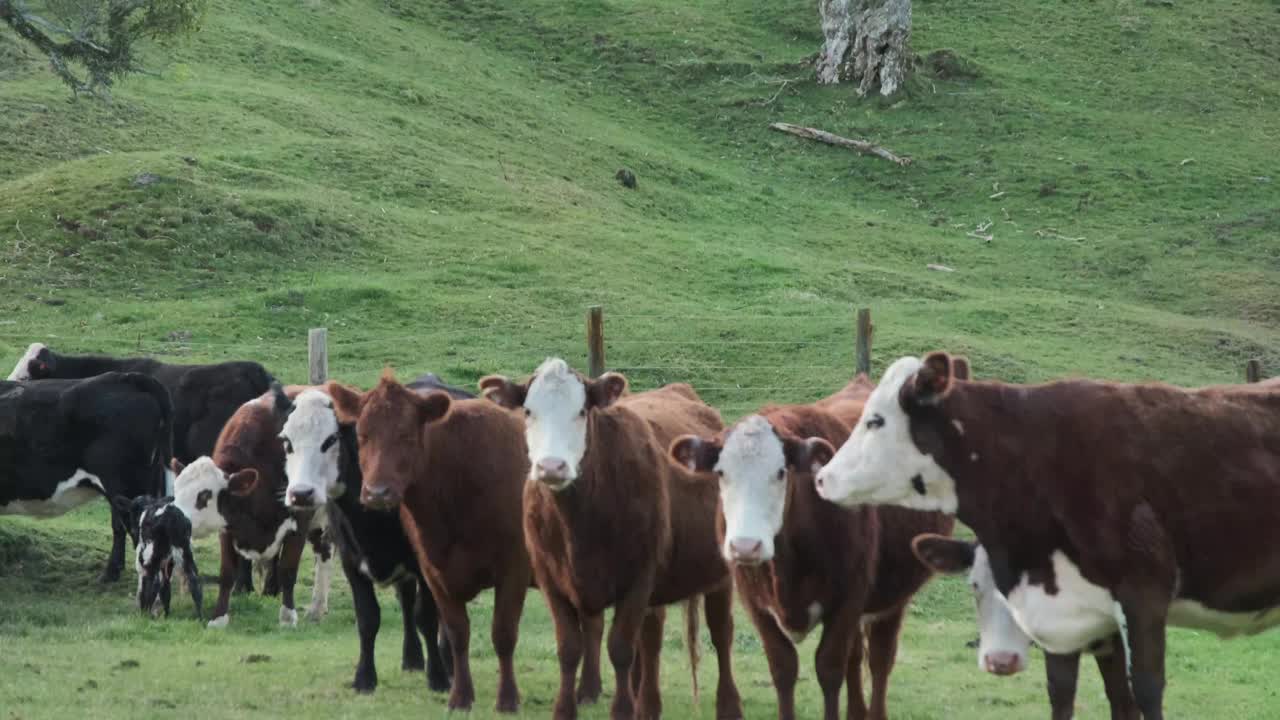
[122,372,174,496]
[684,595,702,704]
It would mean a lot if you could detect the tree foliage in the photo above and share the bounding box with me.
[0,0,206,98]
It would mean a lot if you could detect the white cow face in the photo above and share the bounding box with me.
[912,535,1030,676]
[281,390,343,507]
[7,342,47,381]
[480,358,627,492]
[171,456,258,538]
[671,415,833,565]
[815,355,959,513]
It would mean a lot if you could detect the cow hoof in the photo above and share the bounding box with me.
[98,568,122,584]
[279,606,298,627]
[428,673,451,693]
[207,615,230,629]
[351,675,377,694]
[305,604,327,623]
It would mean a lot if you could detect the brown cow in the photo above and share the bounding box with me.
[814,352,1280,720]
[480,358,743,720]
[326,372,539,713]
[669,375,953,720]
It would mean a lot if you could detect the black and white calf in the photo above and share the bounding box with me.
[280,384,453,694]
[0,372,173,582]
[116,494,204,620]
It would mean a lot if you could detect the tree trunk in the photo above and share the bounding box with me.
[816,0,912,97]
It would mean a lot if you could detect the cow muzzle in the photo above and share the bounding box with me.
[727,537,766,565]
[532,457,572,489]
[983,650,1025,676]
[287,487,317,508]
[361,485,401,511]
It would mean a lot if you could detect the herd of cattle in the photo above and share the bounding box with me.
[3,341,1279,720]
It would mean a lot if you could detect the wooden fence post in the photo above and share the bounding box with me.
[1246,359,1262,384]
[587,306,605,378]
[855,308,873,375]
[309,328,328,385]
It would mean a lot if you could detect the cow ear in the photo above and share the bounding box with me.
[952,356,971,381]
[326,382,365,424]
[784,436,837,474]
[669,435,720,473]
[415,391,452,425]
[911,534,975,574]
[170,458,186,476]
[479,375,527,409]
[270,382,293,416]
[910,352,956,406]
[227,469,260,497]
[588,372,628,409]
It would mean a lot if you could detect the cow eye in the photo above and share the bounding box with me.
[775,469,786,481]
[523,407,532,418]
[321,434,338,452]
[865,414,885,430]
[578,408,586,418]
[283,438,294,454]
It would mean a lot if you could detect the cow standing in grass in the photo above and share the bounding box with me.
[116,494,204,620]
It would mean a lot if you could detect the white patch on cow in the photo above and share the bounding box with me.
[280,605,299,627]
[1003,551,1118,655]
[815,356,958,513]
[1168,599,1280,637]
[0,469,105,517]
[306,553,333,622]
[716,415,787,563]
[172,457,228,538]
[951,420,965,436]
[6,342,45,381]
[164,467,175,497]
[967,546,1033,674]
[767,603,821,645]
[234,517,298,560]
[970,452,980,462]
[359,559,373,579]
[207,614,230,629]
[282,390,344,504]
[523,358,589,489]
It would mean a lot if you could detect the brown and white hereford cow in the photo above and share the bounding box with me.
[669,375,952,720]
[327,372,537,713]
[481,359,743,720]
[815,352,1280,720]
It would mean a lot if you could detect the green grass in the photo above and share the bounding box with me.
[2,0,1279,716]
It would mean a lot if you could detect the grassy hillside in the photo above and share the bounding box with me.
[2,0,1279,717]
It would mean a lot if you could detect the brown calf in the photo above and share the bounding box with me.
[481,359,743,720]
[670,376,953,720]
[327,372,537,713]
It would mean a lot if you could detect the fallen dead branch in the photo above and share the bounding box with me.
[768,122,912,166]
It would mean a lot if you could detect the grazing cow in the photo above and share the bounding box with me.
[8,342,275,592]
[277,383,453,694]
[327,371,536,713]
[668,375,952,720]
[912,534,1139,720]
[480,359,743,720]
[116,494,204,620]
[172,388,331,628]
[0,372,173,582]
[814,351,1280,720]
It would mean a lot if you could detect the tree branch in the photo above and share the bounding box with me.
[768,122,913,166]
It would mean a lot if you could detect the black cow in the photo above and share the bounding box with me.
[116,494,204,620]
[0,372,173,581]
[279,379,455,694]
[8,343,275,591]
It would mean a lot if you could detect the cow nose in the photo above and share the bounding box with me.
[984,651,1023,676]
[361,485,398,510]
[814,471,825,491]
[289,487,315,506]
[728,538,764,563]
[535,458,569,482]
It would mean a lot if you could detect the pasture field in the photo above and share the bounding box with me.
[2,0,1279,717]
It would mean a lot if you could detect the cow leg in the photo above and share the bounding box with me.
[865,606,906,720]
[608,581,653,720]
[634,608,665,720]
[208,532,238,627]
[815,614,858,720]
[261,557,281,596]
[179,542,203,621]
[341,552,381,693]
[427,579,475,712]
[747,603,801,720]
[159,571,173,618]
[492,572,528,713]
[305,531,333,622]
[276,531,306,627]
[577,612,604,706]
[1045,651,1082,720]
[99,505,127,583]
[395,579,426,671]
[704,585,743,720]
[233,557,255,594]
[1118,601,1167,720]
[545,589,586,720]
[411,578,452,692]
[1094,641,1141,720]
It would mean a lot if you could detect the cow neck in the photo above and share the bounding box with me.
[327,423,366,556]
[930,382,1071,594]
[773,470,858,603]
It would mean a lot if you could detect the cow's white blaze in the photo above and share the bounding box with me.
[716,415,788,563]
[6,342,45,381]
[522,358,589,489]
[0,469,105,517]
[968,546,1032,674]
[281,390,343,504]
[1003,550,1118,655]
[171,457,227,538]
[815,356,958,513]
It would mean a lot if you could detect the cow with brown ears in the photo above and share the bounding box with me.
[669,375,952,720]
